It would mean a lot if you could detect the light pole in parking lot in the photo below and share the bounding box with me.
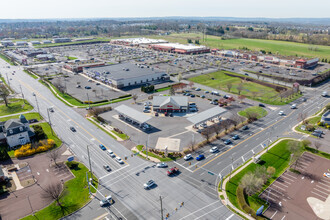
[47,108,54,135]
[32,92,40,115]
[87,145,93,180]
[86,92,91,109]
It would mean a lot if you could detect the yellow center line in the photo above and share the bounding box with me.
[19,79,129,164]
[193,109,296,172]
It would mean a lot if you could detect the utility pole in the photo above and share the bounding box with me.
[145,135,149,160]
[160,195,164,220]
[86,172,91,195]
[47,108,54,135]
[87,145,93,179]
[5,72,10,87]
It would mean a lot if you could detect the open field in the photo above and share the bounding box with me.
[189,71,300,105]
[0,112,42,122]
[137,33,330,60]
[34,38,110,48]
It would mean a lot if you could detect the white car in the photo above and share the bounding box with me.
[100,195,112,206]
[144,180,155,189]
[278,111,284,116]
[107,149,115,158]
[156,162,168,168]
[195,88,201,91]
[184,154,192,161]
[210,147,219,153]
[115,157,124,164]
[323,172,330,178]
[291,104,297,109]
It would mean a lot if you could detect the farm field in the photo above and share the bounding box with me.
[189,71,300,105]
[137,33,330,60]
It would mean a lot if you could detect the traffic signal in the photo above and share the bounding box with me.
[188,162,191,165]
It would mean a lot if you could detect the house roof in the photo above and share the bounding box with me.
[0,166,4,177]
[4,119,23,130]
[153,96,188,107]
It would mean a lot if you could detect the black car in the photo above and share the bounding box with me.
[242,125,249,130]
[259,104,266,107]
[28,119,38,123]
[312,132,322,138]
[70,127,76,132]
[85,86,91,89]
[103,165,111,172]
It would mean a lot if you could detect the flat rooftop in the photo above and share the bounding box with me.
[153,43,208,50]
[187,106,227,125]
[112,38,168,45]
[84,62,164,81]
[115,104,152,124]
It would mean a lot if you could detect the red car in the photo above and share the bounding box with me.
[167,167,179,176]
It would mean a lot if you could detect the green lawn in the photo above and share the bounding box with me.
[87,118,117,139]
[23,70,39,79]
[21,162,98,220]
[37,122,62,148]
[0,99,33,116]
[0,53,16,65]
[0,112,43,122]
[139,33,330,60]
[238,106,268,119]
[111,130,129,140]
[226,139,295,212]
[66,56,77,60]
[189,71,300,105]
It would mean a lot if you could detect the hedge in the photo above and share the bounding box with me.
[14,139,55,158]
[236,186,265,220]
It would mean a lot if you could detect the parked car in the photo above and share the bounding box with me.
[115,157,124,164]
[195,88,201,91]
[196,155,205,161]
[232,135,239,140]
[169,113,173,117]
[70,126,76,132]
[259,104,265,107]
[184,154,192,161]
[312,132,322,138]
[100,195,112,206]
[167,167,179,176]
[204,91,209,94]
[190,94,195,98]
[210,147,219,153]
[156,162,168,168]
[85,86,91,89]
[103,165,111,172]
[155,112,159,117]
[224,139,232,145]
[291,104,297,109]
[245,73,249,76]
[314,130,324,135]
[278,111,284,116]
[28,119,38,123]
[144,180,155,189]
[143,109,150,113]
[107,149,115,157]
[201,95,206,98]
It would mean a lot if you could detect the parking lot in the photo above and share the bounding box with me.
[260,152,330,220]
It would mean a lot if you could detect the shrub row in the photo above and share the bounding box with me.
[14,139,55,158]
[236,186,265,220]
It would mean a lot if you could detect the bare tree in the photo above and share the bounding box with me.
[212,123,222,137]
[188,138,197,152]
[267,166,276,178]
[254,166,268,184]
[297,112,308,124]
[169,86,175,96]
[0,84,10,106]
[251,91,259,99]
[47,149,61,167]
[238,95,246,103]
[240,172,263,196]
[132,94,138,103]
[237,83,244,95]
[313,141,322,152]
[201,128,213,143]
[221,120,232,133]
[245,111,259,122]
[92,89,97,97]
[226,82,233,92]
[177,73,183,82]
[230,114,241,129]
[41,182,67,209]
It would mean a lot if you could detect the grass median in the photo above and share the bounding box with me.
[0,99,33,116]
[21,162,98,220]
[238,106,268,119]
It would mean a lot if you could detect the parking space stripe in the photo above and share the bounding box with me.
[284,173,298,179]
[274,181,289,188]
[270,210,278,219]
[315,185,330,192]
[266,190,281,198]
[280,175,295,182]
[313,187,329,196]
[311,191,327,200]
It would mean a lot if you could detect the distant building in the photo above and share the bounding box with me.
[53,38,71,43]
[111,38,168,46]
[295,58,319,69]
[42,40,52,44]
[31,41,41,45]
[152,96,188,112]
[0,115,34,148]
[36,54,55,61]
[83,62,167,89]
[19,48,47,57]
[149,43,210,54]
[16,41,28,46]
[64,60,105,73]
[0,40,14,47]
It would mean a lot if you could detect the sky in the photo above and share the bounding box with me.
[2,0,330,19]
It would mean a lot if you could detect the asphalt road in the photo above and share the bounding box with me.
[0,60,241,220]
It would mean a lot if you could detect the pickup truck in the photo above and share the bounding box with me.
[167,167,179,176]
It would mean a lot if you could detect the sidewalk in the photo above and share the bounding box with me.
[87,117,124,141]
[131,146,160,163]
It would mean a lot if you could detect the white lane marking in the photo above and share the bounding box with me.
[281,215,286,220]
[99,164,130,180]
[179,201,221,220]
[270,211,278,219]
[111,205,128,220]
[173,161,193,172]
[225,214,234,220]
[194,206,222,220]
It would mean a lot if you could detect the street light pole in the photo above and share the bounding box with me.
[87,145,93,179]
[86,92,91,109]
[5,72,10,87]
[19,85,25,103]
[32,93,40,115]
[47,108,54,135]
[160,195,164,220]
